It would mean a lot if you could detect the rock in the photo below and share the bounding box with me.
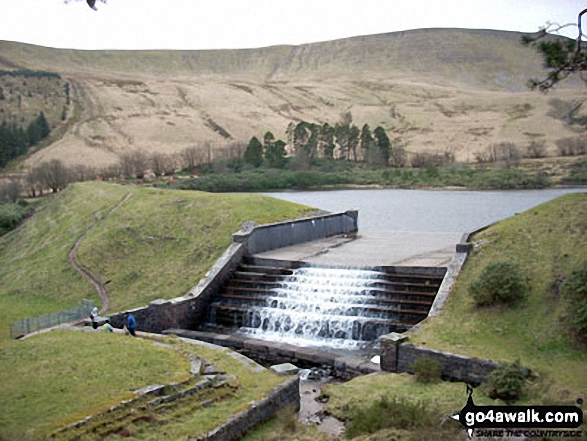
[269,362,300,376]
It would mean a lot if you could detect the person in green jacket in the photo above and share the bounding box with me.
[102,320,114,333]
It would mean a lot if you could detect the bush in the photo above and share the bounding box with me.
[0,203,27,236]
[565,160,587,184]
[412,357,442,383]
[345,395,432,438]
[469,261,529,306]
[484,360,527,401]
[560,263,587,341]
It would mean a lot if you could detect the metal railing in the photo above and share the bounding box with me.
[9,299,95,339]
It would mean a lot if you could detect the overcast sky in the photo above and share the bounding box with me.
[0,0,584,51]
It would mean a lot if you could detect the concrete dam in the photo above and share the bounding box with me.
[201,256,445,348]
[110,210,464,373]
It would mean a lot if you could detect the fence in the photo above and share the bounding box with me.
[9,299,95,339]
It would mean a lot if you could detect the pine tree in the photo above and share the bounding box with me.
[266,139,287,168]
[37,112,50,139]
[373,126,391,167]
[348,125,360,162]
[360,124,374,159]
[244,136,263,168]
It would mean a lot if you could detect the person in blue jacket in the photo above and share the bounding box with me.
[125,313,137,337]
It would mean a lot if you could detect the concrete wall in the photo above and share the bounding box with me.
[199,376,300,441]
[109,211,359,333]
[233,210,358,254]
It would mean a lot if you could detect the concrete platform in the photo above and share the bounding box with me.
[253,231,462,267]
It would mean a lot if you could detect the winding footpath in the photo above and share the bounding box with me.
[68,192,132,314]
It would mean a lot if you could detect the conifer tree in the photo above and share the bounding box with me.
[373,126,391,167]
[244,136,263,167]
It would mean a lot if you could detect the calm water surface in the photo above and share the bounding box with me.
[262,188,587,234]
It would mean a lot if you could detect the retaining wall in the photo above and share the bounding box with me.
[379,333,529,385]
[109,211,359,333]
[233,210,358,254]
[195,376,300,441]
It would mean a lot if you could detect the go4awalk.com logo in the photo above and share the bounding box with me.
[451,386,584,439]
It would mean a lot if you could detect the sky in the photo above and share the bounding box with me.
[0,0,585,51]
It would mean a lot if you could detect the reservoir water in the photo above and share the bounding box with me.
[262,188,587,234]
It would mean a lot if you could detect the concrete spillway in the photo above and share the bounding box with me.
[201,257,446,349]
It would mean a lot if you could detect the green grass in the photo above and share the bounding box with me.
[122,337,288,441]
[0,183,131,340]
[75,186,313,313]
[410,193,587,401]
[0,330,190,439]
[0,331,298,441]
[0,182,312,340]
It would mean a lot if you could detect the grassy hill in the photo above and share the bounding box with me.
[0,29,584,172]
[0,182,312,340]
[410,193,587,398]
[0,181,312,440]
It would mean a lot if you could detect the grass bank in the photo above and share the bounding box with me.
[0,331,290,440]
[0,330,190,439]
[0,182,312,340]
[409,193,587,400]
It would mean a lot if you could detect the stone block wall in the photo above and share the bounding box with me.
[379,334,505,384]
[397,343,501,384]
[197,376,300,441]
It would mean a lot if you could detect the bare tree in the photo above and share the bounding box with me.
[181,146,204,171]
[556,136,587,156]
[130,150,148,179]
[525,140,547,159]
[71,164,96,183]
[150,152,169,177]
[25,167,44,198]
[119,152,135,178]
[0,179,23,203]
[37,159,69,193]
[101,164,122,181]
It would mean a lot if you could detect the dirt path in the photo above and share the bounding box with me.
[68,192,132,313]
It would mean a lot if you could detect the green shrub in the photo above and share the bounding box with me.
[345,395,432,438]
[484,360,527,401]
[0,203,27,236]
[469,260,529,306]
[561,262,587,341]
[412,357,443,383]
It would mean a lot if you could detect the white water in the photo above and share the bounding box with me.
[240,266,386,348]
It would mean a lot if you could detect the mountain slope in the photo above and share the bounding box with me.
[0,28,584,171]
[0,29,550,87]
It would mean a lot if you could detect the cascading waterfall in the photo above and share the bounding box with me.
[240,266,387,348]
